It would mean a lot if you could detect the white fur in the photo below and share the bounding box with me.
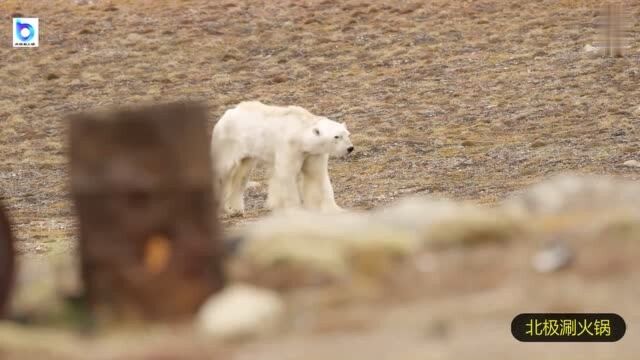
[211,101,354,216]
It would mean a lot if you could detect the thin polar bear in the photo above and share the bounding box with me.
[211,101,354,216]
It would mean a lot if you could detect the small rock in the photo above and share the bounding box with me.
[530,140,546,148]
[623,160,640,168]
[196,283,285,340]
[80,72,104,82]
[424,318,450,339]
[123,33,144,45]
[205,23,224,35]
[270,74,287,84]
[246,181,261,190]
[584,44,599,53]
[532,240,573,273]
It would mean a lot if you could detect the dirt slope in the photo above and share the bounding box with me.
[1,0,639,252]
[0,0,639,358]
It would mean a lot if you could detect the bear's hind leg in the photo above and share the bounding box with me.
[227,157,256,215]
[214,155,239,216]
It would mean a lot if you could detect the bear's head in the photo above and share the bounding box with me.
[305,118,354,157]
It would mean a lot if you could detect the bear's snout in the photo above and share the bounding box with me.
[347,146,354,154]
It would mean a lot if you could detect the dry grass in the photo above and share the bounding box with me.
[1,0,640,243]
[1,0,640,357]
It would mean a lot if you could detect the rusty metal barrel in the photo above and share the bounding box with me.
[0,201,15,318]
[68,101,225,324]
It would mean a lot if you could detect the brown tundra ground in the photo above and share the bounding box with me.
[0,0,639,359]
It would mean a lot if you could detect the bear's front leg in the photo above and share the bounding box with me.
[300,154,343,212]
[266,149,303,211]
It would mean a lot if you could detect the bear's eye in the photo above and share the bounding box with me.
[334,135,340,139]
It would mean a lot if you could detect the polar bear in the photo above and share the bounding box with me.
[211,101,354,216]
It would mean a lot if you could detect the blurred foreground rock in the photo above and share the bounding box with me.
[232,173,640,286]
[502,173,640,238]
[7,173,640,320]
[502,173,640,216]
[2,173,640,358]
[370,196,520,248]
[232,196,521,284]
[196,283,285,340]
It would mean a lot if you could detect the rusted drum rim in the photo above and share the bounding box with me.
[0,201,15,317]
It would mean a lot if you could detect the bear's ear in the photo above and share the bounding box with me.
[313,128,321,136]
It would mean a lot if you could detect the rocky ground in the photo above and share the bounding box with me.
[0,0,639,358]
